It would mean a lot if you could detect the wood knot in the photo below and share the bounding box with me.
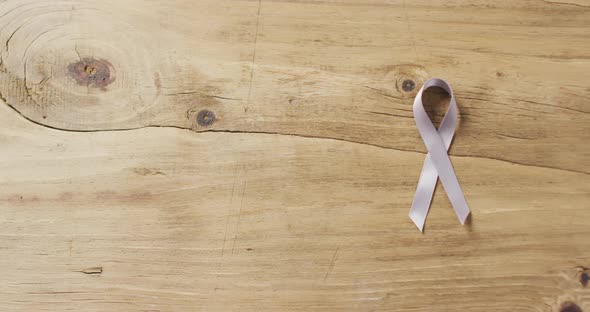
[67,57,114,89]
[196,110,216,127]
[401,79,416,92]
[581,271,589,287]
[560,301,583,312]
[384,64,428,98]
[576,266,588,287]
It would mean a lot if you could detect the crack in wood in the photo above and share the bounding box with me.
[77,267,103,275]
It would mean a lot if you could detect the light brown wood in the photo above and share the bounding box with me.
[0,0,588,311]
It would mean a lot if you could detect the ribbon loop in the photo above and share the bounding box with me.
[409,78,470,232]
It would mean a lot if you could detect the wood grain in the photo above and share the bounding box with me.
[0,0,588,311]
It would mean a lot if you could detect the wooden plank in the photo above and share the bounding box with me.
[0,0,588,311]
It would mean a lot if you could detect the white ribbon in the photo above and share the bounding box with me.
[409,78,470,232]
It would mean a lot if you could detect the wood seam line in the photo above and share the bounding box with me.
[0,95,587,177]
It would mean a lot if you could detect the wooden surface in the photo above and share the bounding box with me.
[0,0,589,311]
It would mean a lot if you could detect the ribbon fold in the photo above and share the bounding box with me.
[409,78,470,232]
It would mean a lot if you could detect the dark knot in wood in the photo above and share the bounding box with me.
[197,110,216,127]
[67,57,114,89]
[560,301,582,312]
[402,79,416,92]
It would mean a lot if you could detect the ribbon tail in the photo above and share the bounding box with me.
[431,150,471,224]
[409,154,438,232]
[409,213,425,232]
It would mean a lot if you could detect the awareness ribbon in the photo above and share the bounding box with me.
[409,78,470,232]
